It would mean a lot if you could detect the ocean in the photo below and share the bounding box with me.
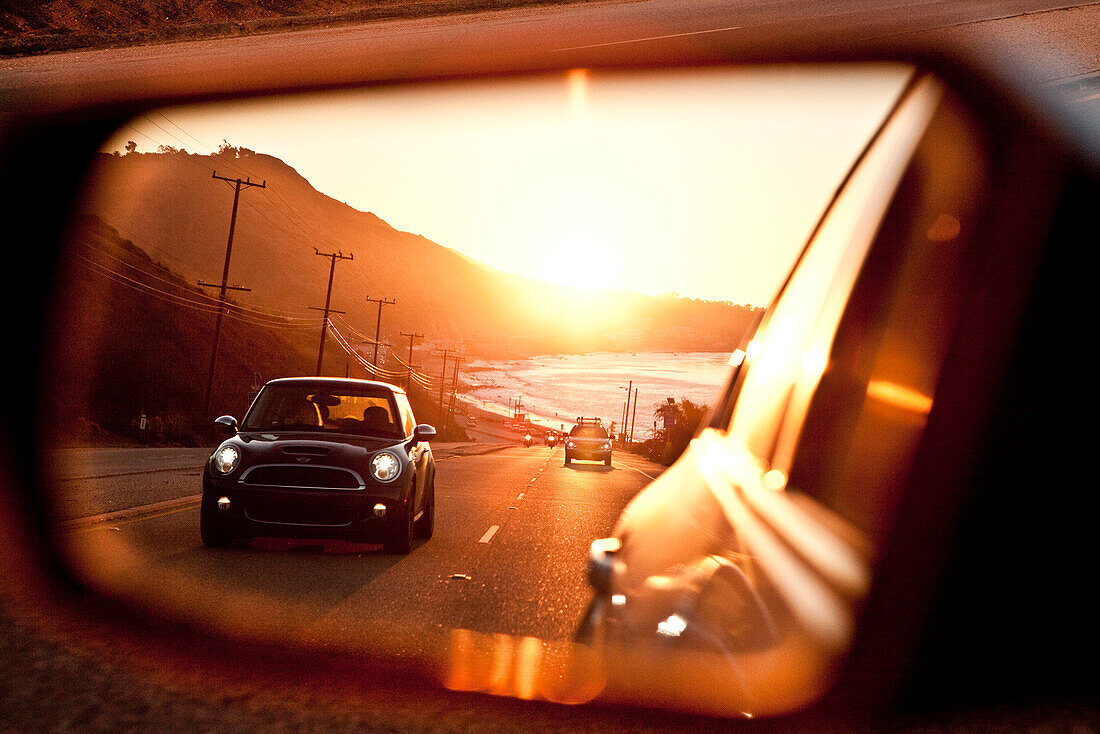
[459,351,735,437]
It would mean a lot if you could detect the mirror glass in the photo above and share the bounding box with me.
[45,64,940,716]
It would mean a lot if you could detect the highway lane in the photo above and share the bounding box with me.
[49,441,516,521]
[56,444,664,661]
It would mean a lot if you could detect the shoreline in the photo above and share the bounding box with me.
[456,349,735,439]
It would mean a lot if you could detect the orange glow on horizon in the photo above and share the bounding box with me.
[105,65,914,306]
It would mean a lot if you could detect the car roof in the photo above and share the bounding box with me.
[263,377,406,395]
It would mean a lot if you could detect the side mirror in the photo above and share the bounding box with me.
[412,424,436,445]
[213,415,238,435]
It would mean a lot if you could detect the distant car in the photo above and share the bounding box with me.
[546,432,559,447]
[565,418,612,466]
[201,377,437,554]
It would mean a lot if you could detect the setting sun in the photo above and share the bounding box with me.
[105,65,912,306]
[536,233,622,291]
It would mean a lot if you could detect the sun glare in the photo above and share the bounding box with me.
[536,233,622,292]
[567,68,589,123]
[110,65,914,306]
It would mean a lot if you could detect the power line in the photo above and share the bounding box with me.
[72,255,321,331]
[79,241,320,323]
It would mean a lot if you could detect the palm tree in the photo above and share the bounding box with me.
[652,397,709,463]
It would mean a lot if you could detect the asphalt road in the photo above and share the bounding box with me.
[53,443,663,661]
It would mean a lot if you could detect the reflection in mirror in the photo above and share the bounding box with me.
[43,64,981,717]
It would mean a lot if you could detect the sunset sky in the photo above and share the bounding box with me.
[105,64,910,306]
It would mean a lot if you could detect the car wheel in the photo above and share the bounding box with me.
[384,491,415,554]
[200,492,233,548]
[565,453,572,466]
[414,479,435,540]
[604,457,612,466]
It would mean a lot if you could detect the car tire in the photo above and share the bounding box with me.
[565,453,572,466]
[414,479,435,540]
[604,457,612,466]
[200,492,233,548]
[384,491,415,555]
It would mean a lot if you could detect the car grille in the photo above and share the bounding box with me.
[244,496,354,526]
[241,464,363,490]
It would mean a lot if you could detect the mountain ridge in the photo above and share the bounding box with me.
[86,146,761,359]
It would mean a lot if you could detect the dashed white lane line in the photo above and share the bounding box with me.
[478,525,500,544]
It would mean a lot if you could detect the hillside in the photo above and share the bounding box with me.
[50,214,467,444]
[85,147,761,359]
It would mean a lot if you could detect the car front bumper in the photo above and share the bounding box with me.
[567,444,612,460]
[203,472,408,542]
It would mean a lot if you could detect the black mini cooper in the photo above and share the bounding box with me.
[201,377,436,554]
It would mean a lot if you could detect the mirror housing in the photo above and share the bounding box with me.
[3,29,1097,730]
[213,415,238,435]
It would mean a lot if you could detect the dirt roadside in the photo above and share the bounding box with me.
[0,0,600,57]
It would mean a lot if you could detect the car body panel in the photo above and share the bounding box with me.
[577,73,1006,715]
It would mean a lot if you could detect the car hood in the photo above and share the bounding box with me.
[229,431,406,458]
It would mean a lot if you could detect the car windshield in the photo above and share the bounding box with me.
[241,384,404,438]
[570,425,608,439]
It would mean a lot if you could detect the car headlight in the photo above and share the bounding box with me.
[602,442,611,450]
[566,440,576,449]
[371,451,402,483]
[212,444,240,475]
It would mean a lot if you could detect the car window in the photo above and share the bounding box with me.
[570,425,608,438]
[719,77,985,542]
[395,393,416,436]
[784,92,985,542]
[724,76,940,471]
[242,384,403,437]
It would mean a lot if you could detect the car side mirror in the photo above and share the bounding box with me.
[213,415,238,435]
[412,424,436,445]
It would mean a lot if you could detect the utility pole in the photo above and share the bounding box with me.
[630,387,639,445]
[445,355,466,435]
[400,332,423,390]
[620,380,632,446]
[365,296,397,365]
[432,349,453,426]
[309,248,353,375]
[201,171,265,415]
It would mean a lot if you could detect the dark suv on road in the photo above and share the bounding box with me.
[565,418,612,466]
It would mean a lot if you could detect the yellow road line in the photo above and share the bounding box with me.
[59,494,201,532]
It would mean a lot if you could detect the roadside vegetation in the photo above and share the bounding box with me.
[635,397,709,465]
